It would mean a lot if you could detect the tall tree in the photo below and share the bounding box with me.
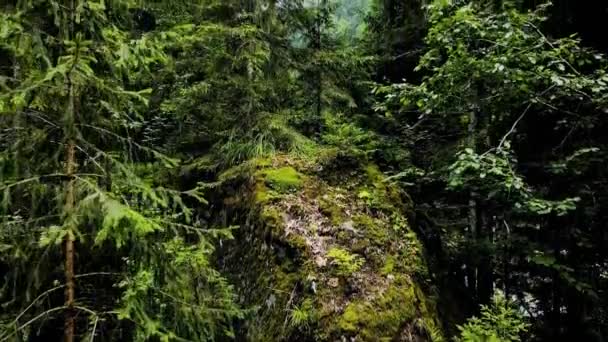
[0,1,239,340]
[375,1,608,338]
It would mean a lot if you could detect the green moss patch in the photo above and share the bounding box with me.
[336,277,440,341]
[353,214,391,246]
[262,166,304,192]
[381,256,396,276]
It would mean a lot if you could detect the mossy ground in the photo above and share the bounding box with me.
[216,152,443,341]
[261,166,305,192]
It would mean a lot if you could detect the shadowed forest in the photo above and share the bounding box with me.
[1,0,608,341]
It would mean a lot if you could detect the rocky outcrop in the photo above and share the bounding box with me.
[214,151,443,341]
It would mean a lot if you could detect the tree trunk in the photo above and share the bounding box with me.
[315,0,323,118]
[503,218,511,298]
[551,227,562,339]
[64,0,77,335]
[12,58,21,177]
[467,109,478,297]
[64,140,76,342]
[478,210,494,304]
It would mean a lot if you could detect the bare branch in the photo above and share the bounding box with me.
[0,306,66,342]
[497,102,532,151]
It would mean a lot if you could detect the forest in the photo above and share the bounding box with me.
[1,0,607,341]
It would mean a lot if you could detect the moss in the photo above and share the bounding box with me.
[214,155,442,341]
[353,214,390,245]
[318,183,349,226]
[351,239,371,253]
[217,157,272,182]
[327,247,364,276]
[254,157,273,169]
[275,263,299,291]
[259,207,285,239]
[335,230,349,242]
[336,278,429,341]
[381,256,396,276]
[364,163,384,182]
[254,182,274,203]
[339,301,367,332]
[318,194,345,226]
[360,164,405,211]
[260,207,282,226]
[287,234,308,251]
[395,230,431,277]
[262,166,304,192]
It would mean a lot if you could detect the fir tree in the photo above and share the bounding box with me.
[0,1,239,340]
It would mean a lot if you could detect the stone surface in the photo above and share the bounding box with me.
[214,153,443,341]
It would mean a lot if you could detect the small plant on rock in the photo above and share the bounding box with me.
[327,247,365,276]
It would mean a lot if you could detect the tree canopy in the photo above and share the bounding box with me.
[1,0,607,341]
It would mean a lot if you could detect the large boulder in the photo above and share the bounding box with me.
[214,152,443,341]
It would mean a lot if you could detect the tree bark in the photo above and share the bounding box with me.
[478,210,494,304]
[64,139,76,342]
[315,0,323,118]
[466,108,478,296]
[551,228,562,339]
[64,0,76,336]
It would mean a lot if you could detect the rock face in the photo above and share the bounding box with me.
[215,153,443,341]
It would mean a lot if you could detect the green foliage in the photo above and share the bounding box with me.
[321,113,379,158]
[263,166,305,192]
[3,0,608,340]
[333,0,371,41]
[289,298,318,329]
[374,1,608,338]
[379,1,608,125]
[327,247,365,276]
[448,146,580,216]
[0,1,240,340]
[457,292,529,342]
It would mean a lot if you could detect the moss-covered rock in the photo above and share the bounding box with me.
[337,275,441,341]
[261,166,305,192]
[215,154,443,341]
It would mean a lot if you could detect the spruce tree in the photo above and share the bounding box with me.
[0,1,239,340]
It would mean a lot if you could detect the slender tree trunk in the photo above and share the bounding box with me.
[480,96,495,303]
[11,57,22,181]
[64,139,76,342]
[467,108,478,297]
[551,227,562,339]
[64,1,76,338]
[478,210,494,304]
[315,0,323,118]
[503,219,510,297]
[316,73,322,117]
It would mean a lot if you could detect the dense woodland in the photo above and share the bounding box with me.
[1,0,607,341]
